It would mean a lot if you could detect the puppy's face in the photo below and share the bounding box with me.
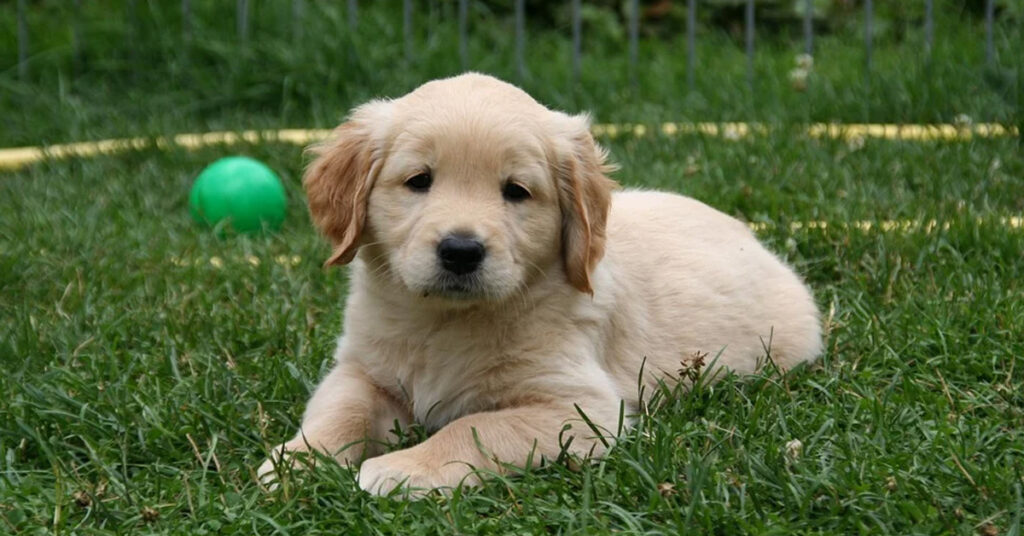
[304,74,616,304]
[367,112,561,300]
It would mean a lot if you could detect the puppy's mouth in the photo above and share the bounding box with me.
[421,274,487,300]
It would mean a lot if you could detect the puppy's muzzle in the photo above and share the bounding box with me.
[437,234,485,275]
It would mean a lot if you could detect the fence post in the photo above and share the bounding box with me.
[404,0,413,61]
[628,0,638,88]
[864,0,872,88]
[182,0,192,41]
[17,0,28,81]
[515,0,526,81]
[924,0,933,62]
[348,0,358,33]
[293,0,304,43]
[571,0,581,86]
[984,0,995,66]
[686,0,695,92]
[73,0,83,76]
[127,0,138,76]
[237,0,250,44]
[803,0,813,55]
[745,0,754,92]
[459,0,468,70]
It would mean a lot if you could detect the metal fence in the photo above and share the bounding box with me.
[11,0,1009,90]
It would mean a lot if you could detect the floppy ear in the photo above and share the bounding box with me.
[553,113,618,295]
[303,101,390,266]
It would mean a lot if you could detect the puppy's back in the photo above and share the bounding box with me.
[601,190,822,382]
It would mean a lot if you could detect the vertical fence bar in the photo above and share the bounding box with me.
[459,0,468,70]
[404,0,413,61]
[429,0,438,25]
[803,0,813,55]
[427,0,439,43]
[984,0,995,66]
[72,0,83,75]
[348,0,358,33]
[17,0,28,80]
[628,0,639,88]
[180,0,192,74]
[745,0,754,91]
[686,0,695,92]
[515,0,525,81]
[864,0,872,88]
[182,0,191,42]
[292,0,303,42]
[237,0,249,43]
[924,0,933,61]
[292,0,304,43]
[127,0,138,75]
[571,0,581,86]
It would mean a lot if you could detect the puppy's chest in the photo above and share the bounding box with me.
[362,325,524,430]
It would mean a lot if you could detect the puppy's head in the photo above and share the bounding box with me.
[304,73,616,303]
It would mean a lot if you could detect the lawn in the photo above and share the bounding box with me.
[1,2,1023,534]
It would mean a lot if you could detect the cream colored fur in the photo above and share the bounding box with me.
[258,73,822,497]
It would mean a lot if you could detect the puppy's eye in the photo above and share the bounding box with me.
[502,181,531,202]
[405,172,432,192]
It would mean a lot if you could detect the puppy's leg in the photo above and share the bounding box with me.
[259,361,410,485]
[358,396,619,497]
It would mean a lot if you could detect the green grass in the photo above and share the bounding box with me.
[2,133,1022,534]
[2,2,1023,534]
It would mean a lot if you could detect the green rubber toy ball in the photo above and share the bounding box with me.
[189,156,287,234]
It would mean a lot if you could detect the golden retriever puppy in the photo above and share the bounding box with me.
[259,73,822,497]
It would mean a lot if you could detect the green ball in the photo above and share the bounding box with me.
[189,156,287,234]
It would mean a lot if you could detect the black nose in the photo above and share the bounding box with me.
[438,235,485,275]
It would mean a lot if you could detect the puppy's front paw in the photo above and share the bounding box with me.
[257,455,283,490]
[358,450,476,498]
[257,442,313,491]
